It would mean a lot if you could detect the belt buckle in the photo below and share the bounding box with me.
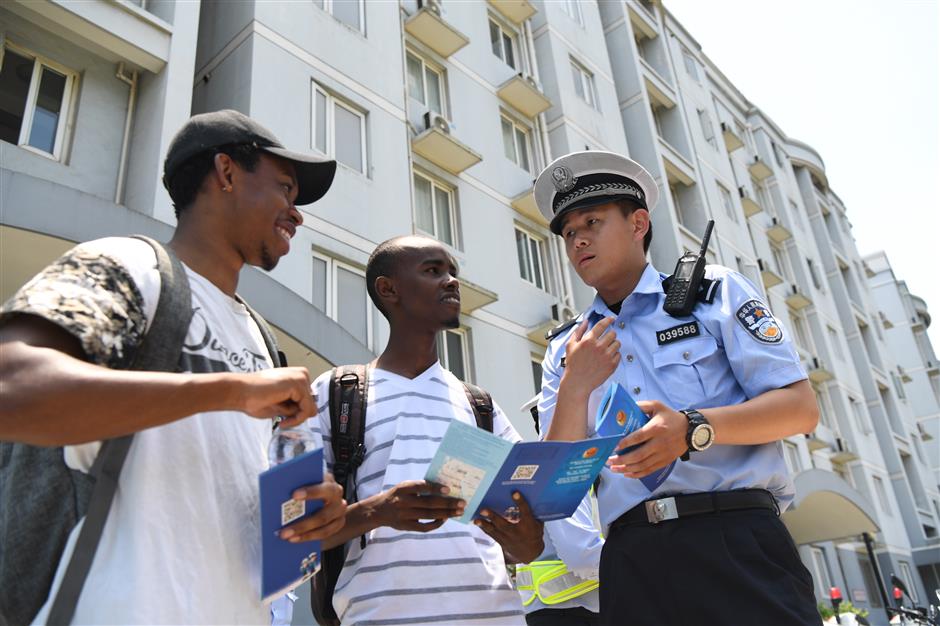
[644,497,678,524]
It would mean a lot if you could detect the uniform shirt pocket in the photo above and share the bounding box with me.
[652,335,720,409]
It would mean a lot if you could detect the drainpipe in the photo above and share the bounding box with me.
[114,62,139,205]
[861,532,892,622]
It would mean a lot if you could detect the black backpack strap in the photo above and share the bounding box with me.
[240,299,286,367]
[462,383,494,433]
[312,364,370,626]
[47,236,192,625]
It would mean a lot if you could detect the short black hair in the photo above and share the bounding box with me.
[615,199,653,253]
[366,236,414,319]
[166,143,262,220]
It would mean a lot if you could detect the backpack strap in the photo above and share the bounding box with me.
[462,382,494,433]
[47,236,192,625]
[313,365,370,626]
[240,298,287,368]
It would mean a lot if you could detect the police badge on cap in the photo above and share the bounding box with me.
[534,151,659,235]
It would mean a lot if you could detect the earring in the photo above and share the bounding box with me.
[222,185,232,192]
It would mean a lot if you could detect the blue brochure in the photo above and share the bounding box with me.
[425,420,622,523]
[259,447,324,603]
[595,382,674,492]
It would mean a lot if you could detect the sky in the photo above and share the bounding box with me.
[664,0,940,349]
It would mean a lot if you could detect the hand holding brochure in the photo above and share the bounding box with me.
[425,420,622,523]
[259,447,324,603]
[595,382,674,492]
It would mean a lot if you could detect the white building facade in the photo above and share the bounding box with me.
[1,1,937,623]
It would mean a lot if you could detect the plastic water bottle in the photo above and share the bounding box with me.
[268,420,318,466]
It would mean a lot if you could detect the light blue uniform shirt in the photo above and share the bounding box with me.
[523,494,602,615]
[538,264,807,528]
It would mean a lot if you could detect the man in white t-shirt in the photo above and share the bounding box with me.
[309,235,545,626]
[0,110,347,624]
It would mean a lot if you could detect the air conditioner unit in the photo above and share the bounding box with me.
[738,185,749,199]
[811,356,824,370]
[551,303,577,323]
[720,122,731,133]
[518,72,542,92]
[417,0,442,17]
[757,258,768,272]
[835,437,851,454]
[424,111,451,134]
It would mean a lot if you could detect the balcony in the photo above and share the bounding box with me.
[721,122,744,152]
[805,433,830,452]
[879,311,894,329]
[404,3,469,58]
[628,3,658,40]
[738,187,762,217]
[458,277,497,314]
[748,156,774,181]
[829,437,857,463]
[510,189,548,226]
[411,113,482,175]
[808,357,834,383]
[487,0,536,24]
[758,258,783,289]
[660,142,696,186]
[766,217,793,243]
[5,0,172,73]
[643,66,676,111]
[785,284,812,310]
[497,74,552,119]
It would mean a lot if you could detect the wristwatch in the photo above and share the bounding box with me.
[679,409,714,461]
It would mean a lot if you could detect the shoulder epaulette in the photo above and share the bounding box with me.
[545,317,580,341]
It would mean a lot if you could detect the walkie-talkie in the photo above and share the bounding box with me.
[664,220,714,317]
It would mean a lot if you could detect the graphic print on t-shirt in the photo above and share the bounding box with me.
[180,307,269,373]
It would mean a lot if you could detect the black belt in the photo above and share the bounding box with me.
[611,489,778,529]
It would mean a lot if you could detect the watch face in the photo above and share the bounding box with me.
[692,424,713,450]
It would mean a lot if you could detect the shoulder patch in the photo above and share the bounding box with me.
[545,317,579,341]
[736,299,783,344]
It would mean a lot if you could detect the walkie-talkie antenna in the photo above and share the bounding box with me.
[699,220,715,256]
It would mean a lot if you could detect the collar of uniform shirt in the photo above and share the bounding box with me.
[586,263,662,323]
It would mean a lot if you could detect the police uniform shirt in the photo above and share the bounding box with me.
[537,263,807,529]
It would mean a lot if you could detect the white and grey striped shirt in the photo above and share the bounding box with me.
[311,362,525,626]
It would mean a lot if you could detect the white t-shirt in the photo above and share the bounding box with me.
[311,363,526,626]
[7,238,274,625]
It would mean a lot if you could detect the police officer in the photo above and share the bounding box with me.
[533,151,820,625]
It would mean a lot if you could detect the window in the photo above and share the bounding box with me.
[313,0,365,32]
[789,200,804,231]
[891,371,906,400]
[783,441,801,474]
[859,558,884,608]
[312,83,366,173]
[828,325,844,361]
[406,51,445,116]
[515,227,549,290]
[789,309,811,352]
[0,43,76,159]
[413,172,457,247]
[570,59,598,110]
[772,244,791,281]
[850,397,870,434]
[531,356,543,395]
[717,183,737,223]
[561,0,583,25]
[815,387,833,428]
[807,258,823,291]
[681,48,700,83]
[437,328,471,382]
[899,561,918,603]
[872,475,891,515]
[810,548,832,595]
[311,251,373,347]
[697,109,716,148]
[501,115,531,172]
[489,17,518,69]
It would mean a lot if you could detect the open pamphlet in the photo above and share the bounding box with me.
[425,420,622,523]
[259,447,324,603]
[595,381,674,492]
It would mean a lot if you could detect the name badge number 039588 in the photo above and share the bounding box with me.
[656,322,700,346]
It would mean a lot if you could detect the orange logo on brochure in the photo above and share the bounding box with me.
[616,410,627,427]
[583,447,599,459]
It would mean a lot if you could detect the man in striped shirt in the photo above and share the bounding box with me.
[306,235,544,625]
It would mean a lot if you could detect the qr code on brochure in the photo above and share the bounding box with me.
[510,464,539,481]
[281,498,304,526]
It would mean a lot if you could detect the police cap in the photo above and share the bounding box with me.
[534,151,658,235]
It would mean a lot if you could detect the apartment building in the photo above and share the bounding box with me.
[0,1,936,623]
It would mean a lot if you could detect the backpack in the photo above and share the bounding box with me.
[310,364,495,626]
[0,236,283,625]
